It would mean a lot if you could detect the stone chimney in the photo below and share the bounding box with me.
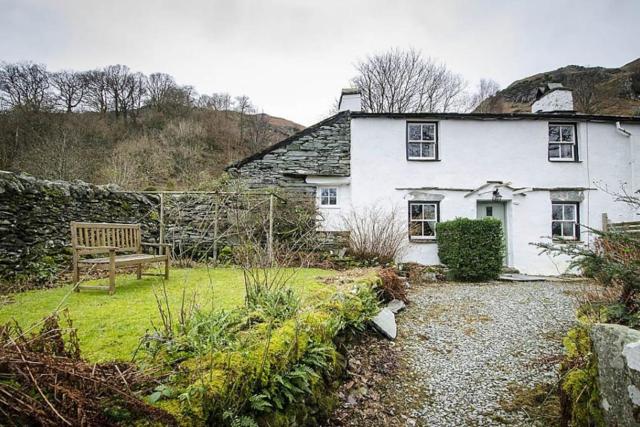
[531,83,574,113]
[338,88,361,112]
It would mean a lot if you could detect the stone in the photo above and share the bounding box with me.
[591,323,640,426]
[371,308,397,340]
[624,340,640,372]
[387,299,406,314]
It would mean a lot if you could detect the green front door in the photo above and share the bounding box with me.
[477,202,508,265]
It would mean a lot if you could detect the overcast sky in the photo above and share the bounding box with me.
[1,0,639,125]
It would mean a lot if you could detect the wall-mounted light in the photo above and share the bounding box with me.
[492,189,502,202]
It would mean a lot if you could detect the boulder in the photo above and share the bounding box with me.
[371,308,397,340]
[591,323,640,426]
[387,299,406,314]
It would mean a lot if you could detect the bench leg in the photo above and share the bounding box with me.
[72,254,80,292]
[109,251,116,295]
[164,256,170,280]
[136,264,142,279]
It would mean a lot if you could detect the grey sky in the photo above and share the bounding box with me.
[1,0,639,125]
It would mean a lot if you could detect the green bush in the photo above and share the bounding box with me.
[436,217,503,281]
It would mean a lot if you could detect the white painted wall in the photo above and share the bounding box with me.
[306,176,352,232]
[531,89,574,112]
[326,116,639,275]
[338,93,362,112]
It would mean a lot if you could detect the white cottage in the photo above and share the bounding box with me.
[229,88,640,275]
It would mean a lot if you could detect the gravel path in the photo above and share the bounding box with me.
[395,281,582,426]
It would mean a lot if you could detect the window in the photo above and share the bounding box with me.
[407,122,438,160]
[552,202,579,240]
[409,201,439,239]
[549,123,577,161]
[319,187,337,206]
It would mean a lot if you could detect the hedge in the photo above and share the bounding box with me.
[436,217,504,281]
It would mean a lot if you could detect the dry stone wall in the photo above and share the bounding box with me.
[0,171,160,282]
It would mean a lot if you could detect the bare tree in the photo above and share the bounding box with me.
[469,78,501,112]
[104,64,132,118]
[145,73,177,111]
[120,72,146,120]
[50,70,87,113]
[234,95,254,143]
[567,72,601,114]
[249,112,270,150]
[211,92,232,111]
[352,48,467,113]
[83,69,110,114]
[0,62,52,112]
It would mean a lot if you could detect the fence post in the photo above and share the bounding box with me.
[268,194,274,266]
[159,192,165,256]
[213,200,219,265]
[602,213,609,232]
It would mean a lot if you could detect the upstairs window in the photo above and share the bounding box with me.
[409,201,439,240]
[552,202,579,240]
[549,123,577,161]
[319,187,337,206]
[407,122,438,160]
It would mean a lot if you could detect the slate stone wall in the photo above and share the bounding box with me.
[0,171,161,281]
[591,323,640,426]
[230,112,351,192]
[0,172,348,284]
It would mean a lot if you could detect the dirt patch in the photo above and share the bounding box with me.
[329,332,428,426]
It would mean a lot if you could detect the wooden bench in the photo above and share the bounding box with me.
[71,222,170,294]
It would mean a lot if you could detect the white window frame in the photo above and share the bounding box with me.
[318,186,338,208]
[548,123,577,162]
[409,201,439,240]
[407,122,438,160]
[552,202,579,240]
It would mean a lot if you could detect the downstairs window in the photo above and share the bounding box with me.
[319,187,338,206]
[552,202,579,240]
[409,201,439,240]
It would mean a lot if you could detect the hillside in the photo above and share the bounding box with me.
[476,58,640,115]
[0,108,303,190]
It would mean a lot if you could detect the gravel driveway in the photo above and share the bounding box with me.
[395,280,581,426]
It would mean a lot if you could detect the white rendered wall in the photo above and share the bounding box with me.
[531,90,574,112]
[336,117,640,275]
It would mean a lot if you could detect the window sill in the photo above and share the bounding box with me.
[552,238,582,244]
[548,159,582,163]
[409,237,437,244]
[319,205,341,210]
[407,158,441,162]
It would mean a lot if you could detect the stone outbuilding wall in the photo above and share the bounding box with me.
[228,111,351,192]
[591,323,640,426]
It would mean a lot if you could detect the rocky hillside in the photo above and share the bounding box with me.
[476,58,640,116]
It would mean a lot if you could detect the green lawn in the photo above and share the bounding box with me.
[0,267,337,362]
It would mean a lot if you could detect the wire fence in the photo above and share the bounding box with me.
[115,190,318,266]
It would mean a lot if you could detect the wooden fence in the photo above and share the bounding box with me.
[602,213,640,236]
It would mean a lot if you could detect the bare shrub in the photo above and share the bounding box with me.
[0,312,177,426]
[342,204,407,264]
[377,267,408,303]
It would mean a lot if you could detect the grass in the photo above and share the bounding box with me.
[0,266,338,362]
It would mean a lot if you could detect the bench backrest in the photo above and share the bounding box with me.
[71,222,141,254]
